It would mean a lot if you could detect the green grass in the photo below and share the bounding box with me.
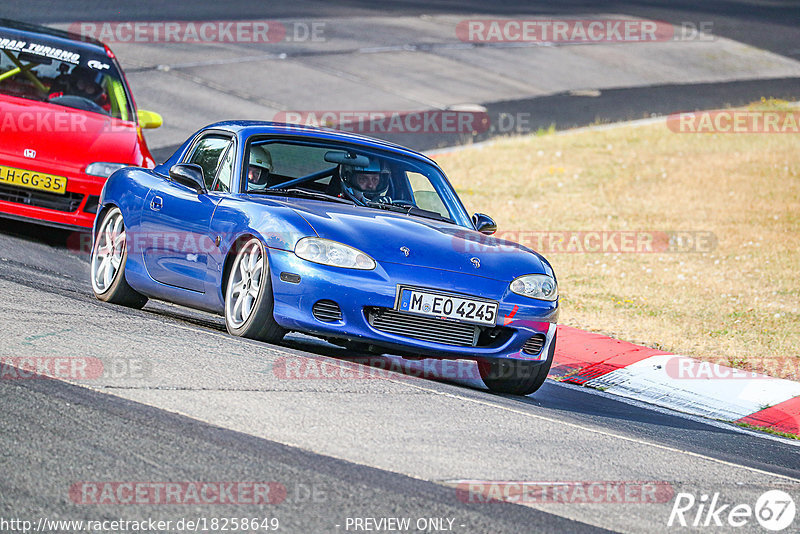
[736,422,799,441]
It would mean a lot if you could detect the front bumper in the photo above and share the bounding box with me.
[0,172,102,230]
[267,248,558,362]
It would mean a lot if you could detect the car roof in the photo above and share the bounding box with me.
[204,120,440,166]
[0,18,107,53]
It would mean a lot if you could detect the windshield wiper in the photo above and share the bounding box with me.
[363,200,454,224]
[363,201,408,214]
[249,187,354,205]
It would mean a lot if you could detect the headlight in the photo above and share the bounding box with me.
[510,274,558,301]
[85,162,129,178]
[295,237,376,270]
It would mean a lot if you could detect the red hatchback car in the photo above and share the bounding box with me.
[0,19,161,230]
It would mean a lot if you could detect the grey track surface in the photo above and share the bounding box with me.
[4,1,800,156]
[4,0,799,59]
[1,1,800,532]
[0,220,798,533]
[0,376,606,533]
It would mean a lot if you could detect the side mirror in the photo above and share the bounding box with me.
[169,164,207,194]
[472,213,497,235]
[137,109,163,129]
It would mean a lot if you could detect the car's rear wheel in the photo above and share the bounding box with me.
[478,331,556,395]
[90,206,148,309]
[225,237,285,342]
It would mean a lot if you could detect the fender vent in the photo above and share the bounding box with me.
[522,334,546,355]
[313,300,342,322]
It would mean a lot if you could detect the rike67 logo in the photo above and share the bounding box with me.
[668,490,796,531]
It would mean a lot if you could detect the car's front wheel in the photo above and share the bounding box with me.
[90,206,148,309]
[224,237,285,342]
[478,331,556,395]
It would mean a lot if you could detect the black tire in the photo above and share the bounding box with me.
[478,331,557,395]
[90,206,148,309]
[224,237,285,342]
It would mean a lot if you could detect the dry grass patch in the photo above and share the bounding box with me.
[433,107,799,380]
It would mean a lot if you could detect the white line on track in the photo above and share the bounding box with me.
[374,377,800,482]
[552,379,800,448]
[107,311,800,482]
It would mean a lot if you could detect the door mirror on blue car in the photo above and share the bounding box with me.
[169,164,207,194]
[472,213,497,235]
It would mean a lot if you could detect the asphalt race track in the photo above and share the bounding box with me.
[1,214,799,531]
[6,1,800,157]
[7,0,800,58]
[1,2,799,533]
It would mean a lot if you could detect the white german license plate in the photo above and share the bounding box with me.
[397,288,498,326]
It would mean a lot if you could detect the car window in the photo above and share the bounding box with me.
[242,137,470,227]
[245,142,332,192]
[0,44,132,120]
[212,144,234,192]
[188,135,232,189]
[406,171,449,218]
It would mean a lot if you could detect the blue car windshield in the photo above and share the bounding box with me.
[244,139,472,228]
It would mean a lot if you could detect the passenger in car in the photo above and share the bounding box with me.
[247,146,273,191]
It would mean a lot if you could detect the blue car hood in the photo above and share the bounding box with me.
[285,199,549,281]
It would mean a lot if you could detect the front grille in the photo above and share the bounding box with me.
[0,183,83,212]
[312,300,342,322]
[522,334,546,355]
[368,308,479,347]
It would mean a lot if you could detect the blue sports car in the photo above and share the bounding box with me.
[90,122,559,395]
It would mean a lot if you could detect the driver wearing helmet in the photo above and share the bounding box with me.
[48,66,110,112]
[71,67,109,109]
[340,159,391,203]
[247,146,273,191]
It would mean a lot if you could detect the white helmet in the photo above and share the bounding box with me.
[247,145,273,188]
